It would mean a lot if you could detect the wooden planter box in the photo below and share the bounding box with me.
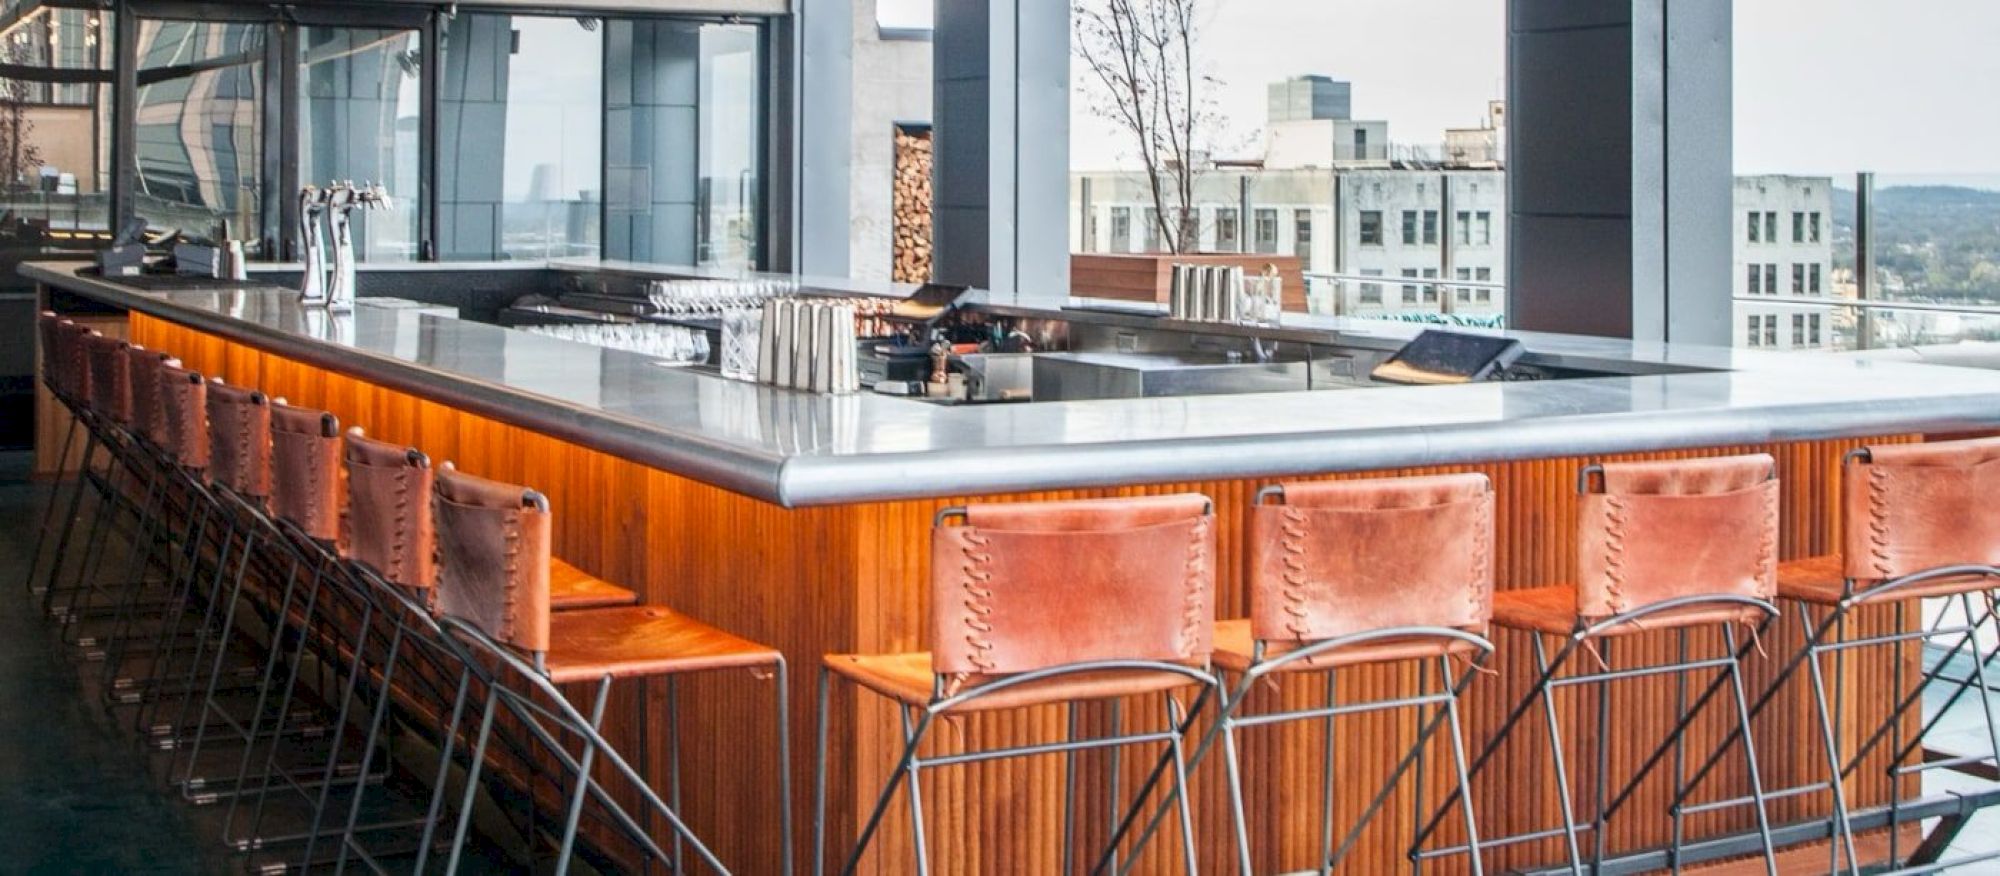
[1071,252,1308,313]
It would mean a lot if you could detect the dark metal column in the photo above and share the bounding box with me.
[108,0,138,232]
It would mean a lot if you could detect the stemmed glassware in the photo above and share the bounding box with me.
[523,322,711,366]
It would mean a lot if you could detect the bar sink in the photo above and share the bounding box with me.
[1031,350,1310,401]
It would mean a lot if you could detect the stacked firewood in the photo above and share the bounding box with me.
[892,127,933,283]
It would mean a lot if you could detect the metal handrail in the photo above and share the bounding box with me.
[1731,294,2000,316]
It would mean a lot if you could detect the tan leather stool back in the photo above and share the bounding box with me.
[157,363,209,471]
[1249,474,1493,642]
[36,311,60,385]
[342,429,435,589]
[52,321,92,401]
[83,332,132,427]
[206,379,271,498]
[1578,454,1778,618]
[1843,437,2000,582]
[929,494,1215,676]
[432,463,552,653]
[269,402,342,542]
[126,345,177,447]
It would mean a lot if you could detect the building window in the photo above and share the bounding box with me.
[1809,314,1823,345]
[1294,209,1313,270]
[1747,211,1760,243]
[1810,263,1822,294]
[1764,316,1778,347]
[1110,207,1131,253]
[1746,315,1761,347]
[1423,210,1439,245]
[1359,210,1383,246]
[1401,210,1418,245]
[1747,264,1761,294]
[1401,268,1419,304]
[1793,211,1805,243]
[1143,207,1161,252]
[1254,208,1279,254]
[1764,211,1777,244]
[1456,267,1472,281]
[1353,127,1369,160]
[1792,263,1805,294]
[1214,207,1239,252]
[1476,211,1492,245]
[1421,267,1439,303]
[1359,268,1383,304]
[1792,313,1806,346]
[1475,267,1491,282]
[1456,211,1472,245]
[1809,212,1822,243]
[1764,264,1778,294]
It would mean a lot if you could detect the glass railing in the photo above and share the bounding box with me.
[1302,272,1507,328]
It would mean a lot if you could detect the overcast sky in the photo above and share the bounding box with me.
[879,0,1995,181]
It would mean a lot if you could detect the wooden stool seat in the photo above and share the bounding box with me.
[547,557,638,610]
[543,604,779,684]
[1777,553,1993,605]
[1493,584,1762,638]
[825,650,1200,712]
[1209,617,1476,673]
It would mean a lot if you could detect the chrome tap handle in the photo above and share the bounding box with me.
[325,183,358,313]
[297,185,329,305]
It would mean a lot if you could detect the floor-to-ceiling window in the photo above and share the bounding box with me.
[437,13,603,261]
[298,25,422,262]
[134,20,264,240]
[604,19,765,269]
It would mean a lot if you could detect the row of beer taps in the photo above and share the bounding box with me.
[297,181,392,312]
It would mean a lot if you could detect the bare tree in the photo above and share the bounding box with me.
[0,46,43,191]
[1074,0,1222,254]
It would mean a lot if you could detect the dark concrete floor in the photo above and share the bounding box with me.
[0,451,231,875]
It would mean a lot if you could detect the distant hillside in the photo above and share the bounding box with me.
[1830,185,2000,303]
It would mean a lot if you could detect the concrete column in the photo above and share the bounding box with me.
[1506,0,1732,344]
[795,0,852,277]
[933,0,1069,304]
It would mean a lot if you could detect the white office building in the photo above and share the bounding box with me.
[1732,175,1836,350]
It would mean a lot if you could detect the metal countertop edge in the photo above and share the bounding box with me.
[26,263,792,504]
[773,394,2000,506]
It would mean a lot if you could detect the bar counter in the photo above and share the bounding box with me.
[27,259,1995,873]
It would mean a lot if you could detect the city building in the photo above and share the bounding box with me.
[1071,77,1505,319]
[1732,174,1836,350]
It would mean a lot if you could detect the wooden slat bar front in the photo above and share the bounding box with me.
[131,312,1914,875]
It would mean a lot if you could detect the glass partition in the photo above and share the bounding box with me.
[0,7,111,231]
[135,20,264,238]
[299,25,421,262]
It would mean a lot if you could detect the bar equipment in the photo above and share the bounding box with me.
[1240,265,1283,327]
[326,182,393,313]
[1168,263,1245,323]
[755,298,860,393]
[297,185,329,305]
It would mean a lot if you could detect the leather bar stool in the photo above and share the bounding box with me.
[1417,455,1783,876]
[1673,436,2000,875]
[22,313,84,599]
[814,494,1224,876]
[430,462,789,875]
[89,344,189,684]
[46,331,142,629]
[1114,475,1497,876]
[30,320,101,610]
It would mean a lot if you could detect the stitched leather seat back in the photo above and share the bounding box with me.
[126,345,176,446]
[343,429,435,589]
[53,322,92,401]
[84,333,131,426]
[157,363,208,470]
[930,494,1215,676]
[1249,474,1493,643]
[1577,455,1778,618]
[36,312,61,387]
[269,402,341,542]
[1844,437,2000,581]
[206,380,271,498]
[433,463,551,652]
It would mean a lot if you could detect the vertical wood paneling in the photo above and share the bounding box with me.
[130,314,1918,875]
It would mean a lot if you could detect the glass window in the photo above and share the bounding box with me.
[1400,209,1417,245]
[1792,263,1804,294]
[1422,209,1438,245]
[1358,210,1382,246]
[1764,263,1778,293]
[1477,211,1492,245]
[1809,314,1822,345]
[1746,315,1760,347]
[1141,207,1160,252]
[1810,262,1822,294]
[1358,268,1382,304]
[1110,207,1130,252]
[439,14,602,261]
[1400,267,1418,303]
[1475,267,1491,282]
[1764,211,1777,243]
[1792,211,1805,243]
[605,19,766,268]
[1792,313,1805,345]
[135,21,265,245]
[1809,211,1821,243]
[1421,266,1439,302]
[1455,210,1471,245]
[0,9,110,231]
[1747,211,1759,243]
[1214,207,1238,251]
[1293,209,1312,270]
[1764,315,1777,346]
[300,26,421,262]
[1746,263,1760,293]
[1253,208,1278,253]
